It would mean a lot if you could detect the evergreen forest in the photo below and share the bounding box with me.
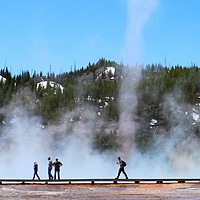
[1,58,200,152]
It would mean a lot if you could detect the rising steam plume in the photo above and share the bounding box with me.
[122,0,158,65]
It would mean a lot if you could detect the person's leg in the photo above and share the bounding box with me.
[121,168,128,179]
[116,168,122,179]
[54,170,56,180]
[33,171,36,180]
[48,168,50,179]
[50,169,53,179]
[36,172,40,180]
[58,170,60,180]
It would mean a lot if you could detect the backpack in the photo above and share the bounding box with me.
[122,160,126,167]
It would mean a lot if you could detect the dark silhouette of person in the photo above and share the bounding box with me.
[33,161,40,180]
[53,158,63,180]
[115,157,128,179]
[48,157,53,180]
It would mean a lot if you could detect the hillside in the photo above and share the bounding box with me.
[1,59,200,152]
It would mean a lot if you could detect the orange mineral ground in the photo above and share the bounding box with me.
[1,183,200,199]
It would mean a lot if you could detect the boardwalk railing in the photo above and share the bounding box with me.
[1,178,200,185]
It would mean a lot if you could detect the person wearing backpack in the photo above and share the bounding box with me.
[115,157,128,179]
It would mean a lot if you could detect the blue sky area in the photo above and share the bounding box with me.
[0,0,200,76]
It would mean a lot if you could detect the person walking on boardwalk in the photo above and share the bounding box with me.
[53,158,63,180]
[48,157,53,180]
[115,157,128,179]
[33,161,40,180]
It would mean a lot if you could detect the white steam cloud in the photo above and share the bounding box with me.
[0,103,118,179]
[122,0,158,65]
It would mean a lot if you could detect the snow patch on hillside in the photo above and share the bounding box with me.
[105,67,115,75]
[36,81,64,93]
[150,119,157,126]
[192,110,199,122]
[96,66,116,80]
[0,75,6,83]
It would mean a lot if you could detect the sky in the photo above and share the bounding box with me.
[0,0,200,76]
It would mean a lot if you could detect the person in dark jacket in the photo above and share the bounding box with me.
[53,158,63,180]
[115,157,128,179]
[33,161,40,180]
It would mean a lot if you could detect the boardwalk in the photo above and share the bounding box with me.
[1,178,200,185]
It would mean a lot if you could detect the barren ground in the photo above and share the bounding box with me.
[1,183,200,199]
